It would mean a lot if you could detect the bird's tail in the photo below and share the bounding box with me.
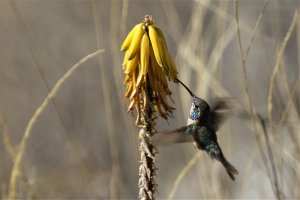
[218,155,239,181]
[206,143,239,180]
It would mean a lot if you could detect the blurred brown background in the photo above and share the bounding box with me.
[0,0,300,199]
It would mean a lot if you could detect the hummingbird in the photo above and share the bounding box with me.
[154,79,239,180]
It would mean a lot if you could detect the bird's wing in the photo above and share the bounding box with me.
[153,125,194,145]
[209,98,231,132]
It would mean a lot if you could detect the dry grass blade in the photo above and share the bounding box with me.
[9,1,72,140]
[198,0,265,41]
[234,0,282,198]
[266,12,298,196]
[208,22,236,75]
[268,11,298,133]
[113,0,140,162]
[0,118,16,159]
[92,1,124,198]
[279,76,300,126]
[9,0,97,188]
[120,0,129,41]
[259,115,282,198]
[8,49,104,199]
[167,152,202,200]
[161,0,183,42]
[245,0,268,58]
[0,118,36,198]
[9,0,49,91]
[239,149,259,197]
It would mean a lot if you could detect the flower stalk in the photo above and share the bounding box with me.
[138,92,158,199]
[121,15,178,199]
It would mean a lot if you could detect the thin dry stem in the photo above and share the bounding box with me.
[268,11,298,134]
[234,0,281,198]
[278,76,300,154]
[208,22,236,76]
[9,0,96,188]
[0,118,35,199]
[116,1,140,161]
[198,0,265,41]
[245,0,268,58]
[239,149,259,197]
[161,0,183,42]
[267,12,298,194]
[278,69,300,126]
[8,49,103,199]
[120,0,129,41]
[0,119,16,159]
[167,152,202,200]
[92,2,124,198]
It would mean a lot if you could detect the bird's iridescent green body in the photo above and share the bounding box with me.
[154,96,239,180]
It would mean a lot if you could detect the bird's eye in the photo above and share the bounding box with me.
[195,105,199,108]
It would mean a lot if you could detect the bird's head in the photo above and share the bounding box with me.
[189,96,210,121]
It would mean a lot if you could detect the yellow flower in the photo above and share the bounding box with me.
[121,15,178,125]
